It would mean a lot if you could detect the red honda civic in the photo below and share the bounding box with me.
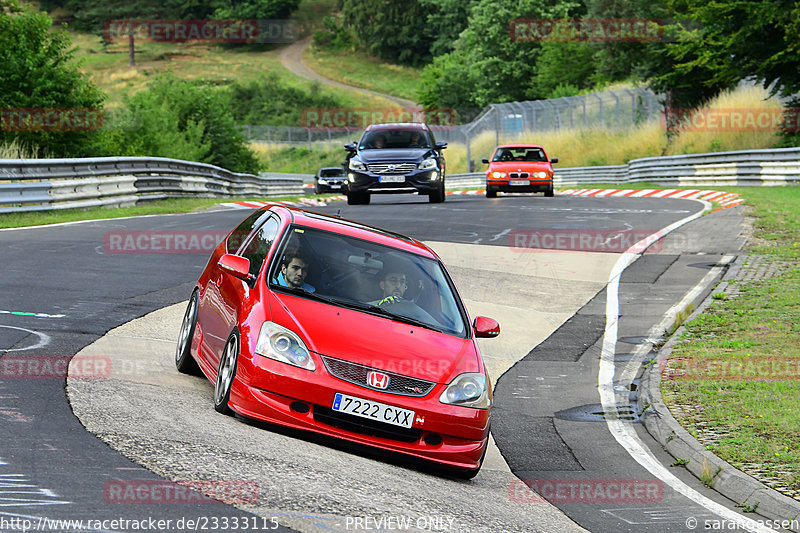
[175,205,499,477]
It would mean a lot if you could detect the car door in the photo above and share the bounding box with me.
[199,211,274,366]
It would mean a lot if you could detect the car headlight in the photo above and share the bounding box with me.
[439,373,491,409]
[419,158,437,171]
[536,171,548,179]
[349,158,366,171]
[255,322,315,371]
[491,171,506,179]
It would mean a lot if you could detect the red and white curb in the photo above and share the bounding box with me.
[220,189,743,211]
[560,188,743,210]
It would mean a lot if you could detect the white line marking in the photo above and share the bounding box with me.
[597,200,777,533]
[0,326,50,352]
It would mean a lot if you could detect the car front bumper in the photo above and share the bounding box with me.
[229,354,489,471]
[486,178,552,193]
[345,169,443,195]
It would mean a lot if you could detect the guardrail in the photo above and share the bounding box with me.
[454,147,800,188]
[0,157,305,213]
[1,148,798,213]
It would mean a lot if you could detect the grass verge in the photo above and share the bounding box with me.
[304,45,421,102]
[661,185,800,497]
[0,196,309,229]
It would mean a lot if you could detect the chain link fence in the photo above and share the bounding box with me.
[242,87,663,170]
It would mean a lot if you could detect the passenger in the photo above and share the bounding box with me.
[276,249,315,292]
[372,135,386,149]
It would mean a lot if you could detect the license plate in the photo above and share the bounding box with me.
[330,184,341,189]
[510,180,530,186]
[379,176,405,183]
[332,393,414,428]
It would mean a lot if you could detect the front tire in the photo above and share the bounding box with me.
[347,192,370,205]
[214,332,239,415]
[486,189,497,198]
[544,186,554,197]
[175,291,200,375]
[428,183,445,203]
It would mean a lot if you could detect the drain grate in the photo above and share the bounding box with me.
[555,403,641,423]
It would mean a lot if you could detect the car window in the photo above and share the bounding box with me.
[492,147,546,162]
[321,169,344,177]
[228,210,270,254]
[239,216,280,279]
[269,225,469,337]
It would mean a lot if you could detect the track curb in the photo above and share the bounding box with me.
[637,253,800,530]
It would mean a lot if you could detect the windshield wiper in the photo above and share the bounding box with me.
[342,299,445,333]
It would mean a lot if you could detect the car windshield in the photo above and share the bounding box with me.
[360,130,430,150]
[269,225,468,337]
[320,169,344,177]
[492,146,547,162]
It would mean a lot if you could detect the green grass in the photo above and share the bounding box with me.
[662,185,800,495]
[67,30,392,112]
[304,45,421,102]
[0,196,310,229]
[252,144,345,173]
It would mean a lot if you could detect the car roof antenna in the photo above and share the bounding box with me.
[335,209,342,218]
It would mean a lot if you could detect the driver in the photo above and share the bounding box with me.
[276,249,316,292]
[369,270,407,306]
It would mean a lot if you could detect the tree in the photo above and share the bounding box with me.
[418,0,584,110]
[0,1,105,156]
[102,75,260,173]
[340,0,432,66]
[646,0,800,109]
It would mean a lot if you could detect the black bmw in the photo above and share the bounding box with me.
[342,123,447,205]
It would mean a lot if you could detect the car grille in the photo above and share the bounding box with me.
[313,406,423,443]
[367,163,416,174]
[510,172,530,179]
[321,355,436,397]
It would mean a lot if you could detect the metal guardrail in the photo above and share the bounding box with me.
[1,148,797,213]
[0,157,305,213]
[456,148,800,188]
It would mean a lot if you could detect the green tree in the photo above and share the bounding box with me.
[0,1,105,156]
[418,0,583,110]
[647,0,800,109]
[340,0,432,66]
[103,75,260,173]
[419,0,479,58]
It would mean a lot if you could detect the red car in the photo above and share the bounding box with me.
[482,144,558,198]
[175,205,499,477]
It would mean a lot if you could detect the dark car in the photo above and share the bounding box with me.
[482,144,558,198]
[314,167,346,194]
[175,205,499,478]
[342,123,447,205]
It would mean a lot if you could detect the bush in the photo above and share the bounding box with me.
[101,74,260,173]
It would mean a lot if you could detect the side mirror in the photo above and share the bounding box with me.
[482,158,489,164]
[473,316,500,338]
[344,142,357,152]
[550,157,558,164]
[219,254,254,283]
[435,141,448,150]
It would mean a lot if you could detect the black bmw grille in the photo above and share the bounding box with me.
[510,172,530,179]
[321,355,436,397]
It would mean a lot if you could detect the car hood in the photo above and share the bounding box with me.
[488,161,552,172]
[268,292,480,383]
[357,148,430,163]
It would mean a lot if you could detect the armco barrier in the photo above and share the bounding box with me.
[0,157,306,213]
[1,148,798,213]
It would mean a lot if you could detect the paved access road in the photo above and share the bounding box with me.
[1,194,765,532]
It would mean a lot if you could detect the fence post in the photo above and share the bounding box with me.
[611,91,620,128]
[464,129,472,173]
